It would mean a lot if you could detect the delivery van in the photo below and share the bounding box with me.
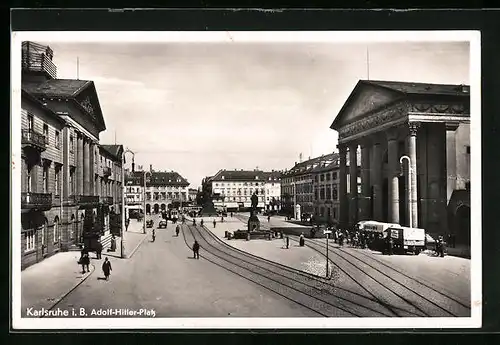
[386,226,426,255]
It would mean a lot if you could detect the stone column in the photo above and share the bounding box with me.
[387,130,400,224]
[349,144,358,225]
[408,122,421,228]
[445,122,459,203]
[360,142,371,220]
[83,138,90,195]
[370,138,383,221]
[77,133,84,195]
[338,144,348,227]
[89,142,94,195]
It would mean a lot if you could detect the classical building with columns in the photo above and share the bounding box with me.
[331,80,470,245]
[144,165,190,214]
[20,41,122,269]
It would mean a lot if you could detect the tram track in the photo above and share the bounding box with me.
[181,223,422,317]
[292,236,470,317]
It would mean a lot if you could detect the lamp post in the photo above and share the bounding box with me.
[399,155,412,229]
[122,148,135,258]
[143,171,147,234]
[324,228,332,278]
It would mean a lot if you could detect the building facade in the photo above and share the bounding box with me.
[262,170,282,211]
[188,188,198,202]
[331,80,470,244]
[208,169,268,211]
[20,41,123,269]
[144,165,190,214]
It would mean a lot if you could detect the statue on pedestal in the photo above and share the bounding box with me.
[247,193,260,232]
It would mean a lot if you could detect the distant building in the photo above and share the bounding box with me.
[207,169,271,211]
[262,170,282,211]
[188,188,198,202]
[144,165,190,214]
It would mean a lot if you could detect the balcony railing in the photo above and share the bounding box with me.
[22,48,57,79]
[103,167,112,177]
[101,196,114,205]
[71,195,100,207]
[21,129,47,151]
[21,192,52,210]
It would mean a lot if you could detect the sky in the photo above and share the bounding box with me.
[42,40,469,188]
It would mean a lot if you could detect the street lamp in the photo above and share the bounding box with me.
[324,228,332,278]
[122,148,135,258]
[399,155,412,229]
[143,170,148,234]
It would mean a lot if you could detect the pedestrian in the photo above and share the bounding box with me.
[176,225,180,237]
[125,218,129,231]
[221,216,224,223]
[230,212,233,217]
[193,240,200,259]
[436,236,445,257]
[299,233,305,247]
[192,219,196,226]
[200,219,204,227]
[286,236,290,249]
[267,215,271,222]
[310,227,316,238]
[109,235,116,252]
[96,240,102,259]
[80,251,90,274]
[387,235,394,256]
[102,257,112,280]
[213,219,217,228]
[152,228,156,242]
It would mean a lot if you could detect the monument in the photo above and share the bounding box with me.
[247,193,261,232]
[198,187,218,216]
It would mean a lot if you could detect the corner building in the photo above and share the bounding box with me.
[20,41,122,269]
[331,80,470,245]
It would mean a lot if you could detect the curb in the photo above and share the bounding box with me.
[125,233,148,259]
[41,263,96,317]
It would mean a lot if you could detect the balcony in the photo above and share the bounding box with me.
[103,167,112,177]
[21,192,52,211]
[73,195,100,208]
[21,129,47,152]
[101,196,114,205]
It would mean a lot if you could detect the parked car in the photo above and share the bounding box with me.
[158,219,168,229]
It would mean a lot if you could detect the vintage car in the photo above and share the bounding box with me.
[158,219,168,229]
[146,220,154,228]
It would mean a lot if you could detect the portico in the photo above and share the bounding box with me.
[331,80,470,242]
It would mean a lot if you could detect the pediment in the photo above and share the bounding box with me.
[75,83,106,131]
[331,82,404,130]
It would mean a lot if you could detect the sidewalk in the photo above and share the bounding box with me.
[21,251,95,316]
[21,220,148,317]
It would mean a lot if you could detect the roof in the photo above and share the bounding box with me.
[23,79,91,98]
[262,171,283,181]
[100,145,123,160]
[22,79,106,132]
[21,89,66,125]
[148,171,189,187]
[363,80,470,96]
[283,153,338,177]
[125,171,144,185]
[311,158,340,173]
[210,169,268,182]
[331,79,470,130]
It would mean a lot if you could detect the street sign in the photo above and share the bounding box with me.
[323,230,332,234]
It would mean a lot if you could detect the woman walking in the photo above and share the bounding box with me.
[102,257,112,280]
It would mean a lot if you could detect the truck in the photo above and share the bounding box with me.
[386,226,426,255]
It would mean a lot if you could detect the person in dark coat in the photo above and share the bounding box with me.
[80,252,90,274]
[286,236,290,249]
[267,215,271,222]
[193,240,200,259]
[176,225,180,237]
[213,219,217,228]
[299,233,305,247]
[95,241,102,259]
[102,257,112,280]
[192,218,196,226]
[387,235,394,255]
[200,219,204,227]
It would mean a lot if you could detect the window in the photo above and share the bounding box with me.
[320,174,325,182]
[53,218,60,244]
[26,115,35,134]
[25,230,36,252]
[43,164,49,193]
[326,173,331,181]
[332,172,338,180]
[332,186,338,200]
[70,135,74,153]
[54,165,61,195]
[69,168,75,195]
[26,165,33,193]
[43,124,49,144]
[55,131,60,149]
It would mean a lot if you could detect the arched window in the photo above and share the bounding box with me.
[53,216,60,244]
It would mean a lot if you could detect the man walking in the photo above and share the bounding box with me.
[176,225,180,237]
[193,240,200,259]
[102,257,112,280]
[96,240,102,260]
[80,251,90,274]
[213,219,217,228]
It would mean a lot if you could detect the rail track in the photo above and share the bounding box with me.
[180,223,430,317]
[288,235,471,317]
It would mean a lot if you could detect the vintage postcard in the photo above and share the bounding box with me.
[11,31,481,329]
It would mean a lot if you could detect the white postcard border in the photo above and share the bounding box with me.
[11,30,481,329]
